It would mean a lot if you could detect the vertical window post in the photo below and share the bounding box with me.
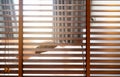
[19,0,23,77]
[86,0,91,77]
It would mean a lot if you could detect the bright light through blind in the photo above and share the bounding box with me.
[91,0,120,77]
[23,0,53,41]
[23,0,86,77]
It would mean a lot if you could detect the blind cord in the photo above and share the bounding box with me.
[81,0,86,76]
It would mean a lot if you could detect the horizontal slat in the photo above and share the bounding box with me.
[0,54,85,57]
[0,4,85,6]
[91,26,120,29]
[0,48,85,51]
[23,32,85,34]
[23,10,85,12]
[91,38,120,40]
[0,48,18,51]
[0,4,18,5]
[24,43,120,46]
[90,76,120,77]
[91,54,120,57]
[0,70,84,74]
[91,32,120,35]
[25,54,120,57]
[0,54,119,57]
[0,64,120,69]
[0,59,119,63]
[0,41,84,44]
[23,4,85,6]
[91,49,120,52]
[0,10,85,12]
[23,71,84,74]
[92,21,120,23]
[0,38,84,40]
[0,15,85,17]
[91,71,120,74]
[24,75,84,77]
[24,26,85,29]
[0,54,18,56]
[25,32,120,35]
[0,59,18,62]
[26,48,120,51]
[0,70,18,74]
[91,65,120,68]
[91,60,120,63]
[23,21,85,23]
[1,32,120,35]
[1,48,120,52]
[0,43,84,45]
[23,15,85,17]
[0,32,18,34]
[92,10,120,12]
[23,60,83,62]
[92,15,120,18]
[23,65,84,68]
[92,4,120,6]
[91,43,120,46]
[33,44,84,46]
[35,48,85,51]
[23,38,85,40]
[24,60,120,63]
[0,65,18,68]
[0,21,84,23]
[0,21,18,23]
[0,59,84,63]
[1,37,120,41]
[0,76,18,77]
[1,59,119,63]
[0,43,18,45]
[0,38,18,40]
[0,26,18,28]
[92,0,119,1]
[1,37,119,40]
[1,65,119,69]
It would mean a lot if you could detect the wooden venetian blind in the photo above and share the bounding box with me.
[1,0,120,77]
[23,0,88,77]
[91,0,120,77]
[0,0,19,76]
[0,0,116,77]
